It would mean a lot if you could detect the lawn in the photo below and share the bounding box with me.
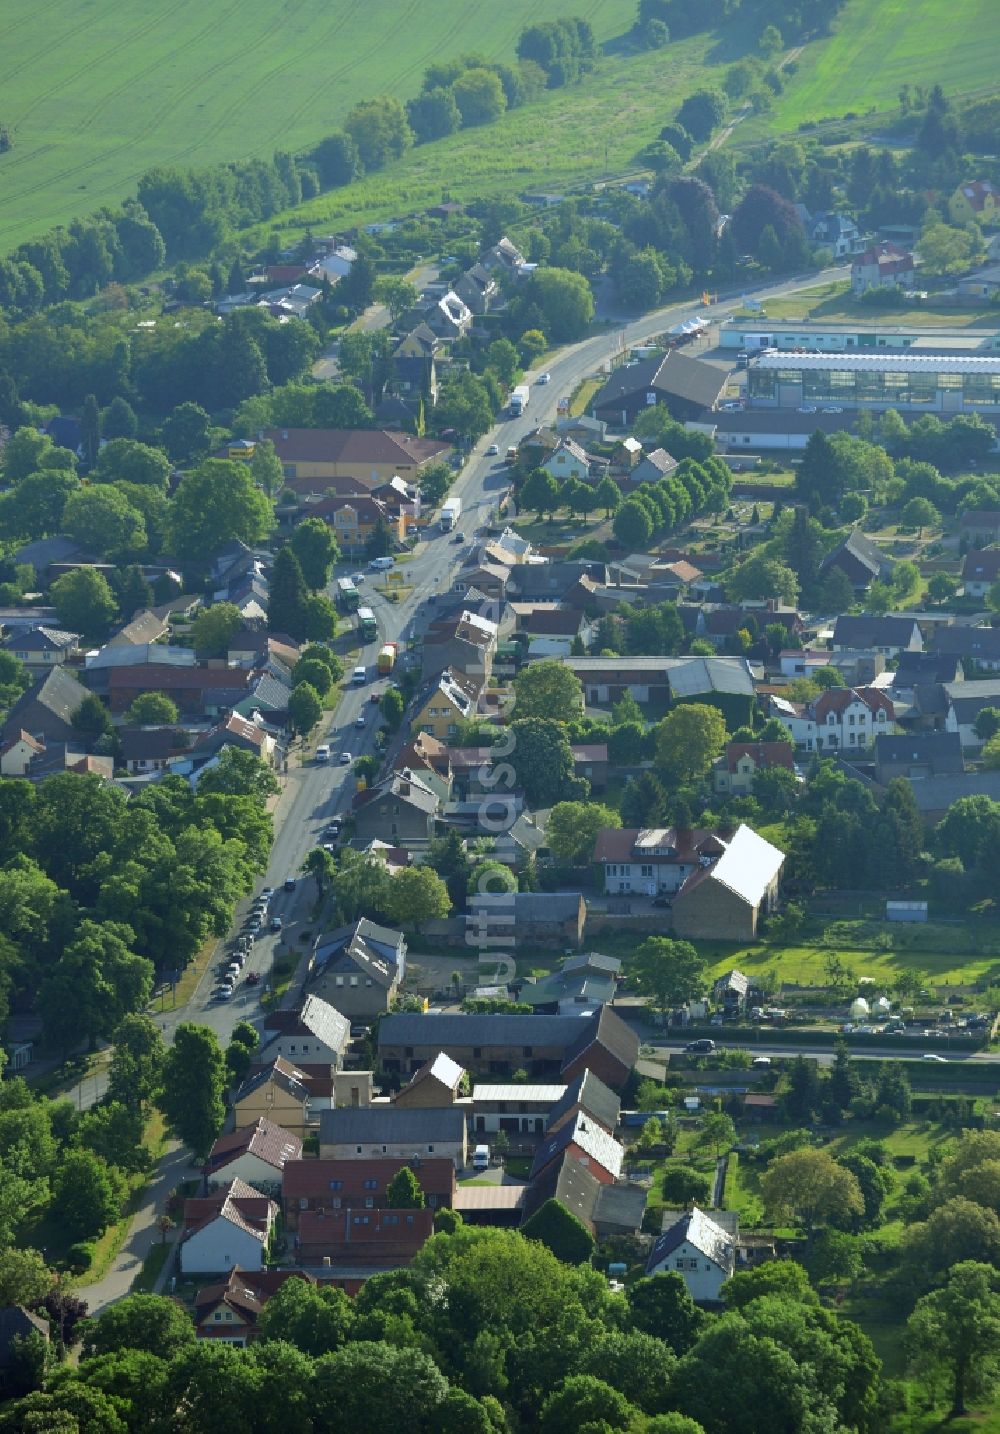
[0,0,640,251]
[760,0,1000,132]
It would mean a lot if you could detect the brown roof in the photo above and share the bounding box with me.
[297,1206,434,1251]
[592,826,731,865]
[264,428,449,468]
[725,741,794,774]
[183,1178,276,1241]
[205,1117,303,1175]
[108,665,251,694]
[194,1267,313,1324]
[282,1157,456,1203]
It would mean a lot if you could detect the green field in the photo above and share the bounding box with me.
[764,0,1000,131]
[241,35,714,249]
[0,0,638,251]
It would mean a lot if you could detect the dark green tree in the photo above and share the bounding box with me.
[521,1198,595,1265]
[156,1023,227,1159]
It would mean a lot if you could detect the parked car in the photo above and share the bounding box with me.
[486,443,499,455]
[246,971,261,986]
[340,752,352,765]
[324,821,341,838]
[684,1039,716,1054]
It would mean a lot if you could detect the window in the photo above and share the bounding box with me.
[356,1145,363,1154]
[384,1214,399,1225]
[350,976,358,987]
[335,976,344,987]
[363,1179,378,1190]
[365,1196,374,1209]
[299,1196,308,1209]
[523,1047,533,1057]
[428,1145,435,1153]
[473,1047,482,1058]
[640,864,653,878]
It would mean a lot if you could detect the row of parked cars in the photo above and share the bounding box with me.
[214,887,284,1001]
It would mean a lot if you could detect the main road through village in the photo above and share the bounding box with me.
[63,263,1000,1310]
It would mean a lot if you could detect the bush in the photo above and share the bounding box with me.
[68,1242,95,1273]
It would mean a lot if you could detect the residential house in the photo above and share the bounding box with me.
[263,428,450,492]
[873,731,965,784]
[529,1111,625,1184]
[204,1119,303,1195]
[808,210,864,257]
[540,438,593,484]
[233,1058,313,1139]
[767,685,894,752]
[294,1207,435,1268]
[516,952,621,1015]
[959,509,1000,546]
[180,1178,278,1275]
[0,731,46,777]
[352,768,439,844]
[949,180,999,226]
[932,624,1000,672]
[193,1268,313,1345]
[310,494,405,550]
[629,447,679,484]
[0,1307,49,1386]
[311,243,358,282]
[713,740,795,796]
[778,647,885,685]
[310,920,404,1020]
[821,530,895,591]
[592,351,727,427]
[1,666,88,748]
[106,609,170,649]
[318,1106,468,1167]
[557,414,607,446]
[672,823,785,943]
[282,1157,456,1230]
[468,892,587,949]
[392,324,439,407]
[961,549,1000,598]
[0,626,79,673]
[645,1206,736,1302]
[903,769,1000,820]
[944,679,1000,748]
[453,262,499,315]
[393,1052,465,1109]
[116,728,187,774]
[192,714,280,770]
[832,613,922,656]
[851,242,915,295]
[451,560,510,603]
[377,1007,639,1090]
[412,667,483,741]
[593,825,732,897]
[420,611,497,682]
[258,995,351,1070]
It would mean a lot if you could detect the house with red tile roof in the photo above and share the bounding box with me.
[194,1267,313,1344]
[282,1157,456,1230]
[851,242,915,294]
[766,685,894,753]
[593,826,732,897]
[713,740,795,796]
[204,1118,303,1194]
[295,1206,435,1267]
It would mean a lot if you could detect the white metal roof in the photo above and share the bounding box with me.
[754,351,1000,373]
[708,824,785,904]
[472,1084,566,1102]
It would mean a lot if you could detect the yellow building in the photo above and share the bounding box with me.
[949,181,999,226]
[412,667,483,741]
[233,1058,312,1138]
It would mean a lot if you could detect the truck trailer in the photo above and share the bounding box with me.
[377,643,397,675]
[440,497,461,531]
[509,384,530,416]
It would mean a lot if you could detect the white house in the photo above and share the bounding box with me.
[204,1119,303,1195]
[540,438,592,484]
[258,994,351,1069]
[645,1206,735,1302]
[766,685,894,753]
[180,1178,277,1275]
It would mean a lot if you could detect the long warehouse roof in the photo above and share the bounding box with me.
[752,352,1000,372]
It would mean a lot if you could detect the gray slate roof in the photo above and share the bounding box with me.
[874,732,964,773]
[833,614,920,647]
[319,1106,465,1145]
[378,1012,593,1049]
[647,1205,735,1276]
[547,1069,621,1133]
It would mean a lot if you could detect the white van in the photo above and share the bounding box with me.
[352,665,367,685]
[315,744,330,761]
[472,1144,490,1171]
[369,556,394,571]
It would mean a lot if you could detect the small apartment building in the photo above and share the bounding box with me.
[282,1157,456,1230]
[593,826,731,897]
[412,668,483,741]
[766,685,894,752]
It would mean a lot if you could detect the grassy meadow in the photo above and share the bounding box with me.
[0,0,638,249]
[763,0,1000,132]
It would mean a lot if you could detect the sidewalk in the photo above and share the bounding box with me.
[78,1139,189,1317]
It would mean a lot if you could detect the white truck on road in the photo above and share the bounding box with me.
[441,497,461,531]
[509,384,530,416]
